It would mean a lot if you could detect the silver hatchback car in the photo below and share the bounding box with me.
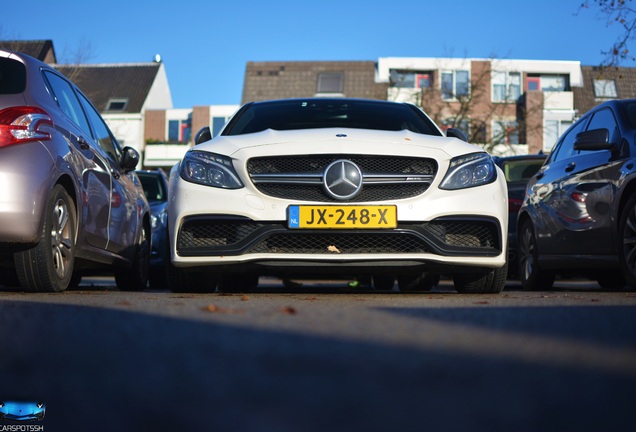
[0,49,151,292]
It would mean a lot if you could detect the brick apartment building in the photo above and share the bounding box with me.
[241,58,595,155]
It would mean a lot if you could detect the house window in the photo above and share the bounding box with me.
[317,72,344,94]
[492,120,520,145]
[441,70,470,100]
[540,75,566,92]
[527,77,540,91]
[593,79,618,98]
[390,70,434,89]
[442,117,470,136]
[212,116,228,137]
[492,71,521,102]
[390,70,415,88]
[416,73,432,89]
[543,119,572,152]
[105,98,128,112]
[168,118,191,143]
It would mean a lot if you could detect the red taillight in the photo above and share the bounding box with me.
[0,106,53,148]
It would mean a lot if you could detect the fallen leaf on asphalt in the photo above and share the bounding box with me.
[202,304,244,314]
[241,295,250,301]
[280,306,297,315]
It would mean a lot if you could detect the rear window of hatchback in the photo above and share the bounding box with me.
[0,57,27,94]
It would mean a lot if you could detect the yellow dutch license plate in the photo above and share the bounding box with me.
[288,205,397,229]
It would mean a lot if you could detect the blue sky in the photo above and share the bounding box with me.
[0,0,630,107]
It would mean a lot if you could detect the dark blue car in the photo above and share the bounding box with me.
[136,170,169,290]
[0,401,45,421]
[518,99,636,290]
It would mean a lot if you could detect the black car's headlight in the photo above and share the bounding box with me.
[439,152,497,190]
[180,151,243,189]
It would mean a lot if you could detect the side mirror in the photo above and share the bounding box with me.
[446,127,468,142]
[121,146,140,172]
[194,126,212,145]
[574,128,614,151]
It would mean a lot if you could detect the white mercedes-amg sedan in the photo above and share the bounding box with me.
[167,98,508,293]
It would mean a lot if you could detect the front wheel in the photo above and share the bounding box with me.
[618,193,636,288]
[14,185,76,292]
[453,263,507,294]
[518,220,554,291]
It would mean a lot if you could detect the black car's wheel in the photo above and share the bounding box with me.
[618,193,636,288]
[14,185,76,292]
[149,266,168,290]
[219,273,259,293]
[518,220,554,290]
[115,224,150,291]
[596,272,626,290]
[453,263,507,294]
[398,273,439,292]
[167,265,218,293]
[372,274,395,290]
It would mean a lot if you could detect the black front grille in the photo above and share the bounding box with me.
[254,183,430,203]
[177,216,501,257]
[247,155,437,202]
[247,155,436,175]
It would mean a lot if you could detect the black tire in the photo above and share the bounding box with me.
[398,273,439,292]
[453,263,508,294]
[167,265,218,293]
[619,193,636,288]
[596,272,626,290]
[115,223,150,291]
[518,220,554,290]
[219,273,259,293]
[14,185,76,292]
[149,266,169,290]
[372,274,395,290]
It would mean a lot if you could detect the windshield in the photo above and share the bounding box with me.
[137,172,167,203]
[223,99,443,137]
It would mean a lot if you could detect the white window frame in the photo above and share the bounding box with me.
[492,119,520,145]
[492,71,521,103]
[593,79,618,98]
[441,70,470,101]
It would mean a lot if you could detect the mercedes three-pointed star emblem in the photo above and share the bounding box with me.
[323,159,363,200]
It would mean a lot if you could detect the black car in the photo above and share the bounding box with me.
[494,154,547,278]
[517,99,636,290]
[136,169,169,289]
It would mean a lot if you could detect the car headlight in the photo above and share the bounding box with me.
[151,207,167,230]
[180,151,243,189]
[439,152,497,190]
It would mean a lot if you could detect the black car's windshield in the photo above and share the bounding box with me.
[222,99,443,136]
[138,173,167,203]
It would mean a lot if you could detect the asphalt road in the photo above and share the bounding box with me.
[1,277,635,432]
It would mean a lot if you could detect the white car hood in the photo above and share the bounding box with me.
[192,128,483,159]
